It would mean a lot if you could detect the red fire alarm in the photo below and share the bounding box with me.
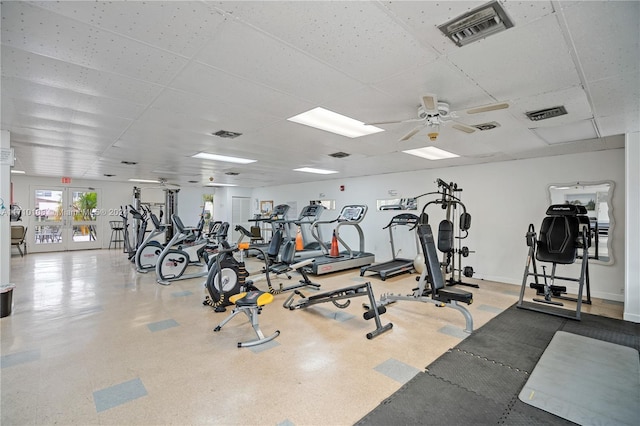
[340,185,345,191]
[61,177,71,184]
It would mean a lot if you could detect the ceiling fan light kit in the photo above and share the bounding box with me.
[373,92,509,142]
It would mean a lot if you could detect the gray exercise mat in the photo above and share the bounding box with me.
[519,331,640,425]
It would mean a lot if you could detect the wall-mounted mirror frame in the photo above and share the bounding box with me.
[548,181,615,265]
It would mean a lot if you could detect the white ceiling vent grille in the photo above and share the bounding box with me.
[438,1,514,47]
[328,152,350,158]
[473,121,501,131]
[212,130,242,139]
[526,106,568,121]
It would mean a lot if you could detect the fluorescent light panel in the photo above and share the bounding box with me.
[128,178,160,183]
[192,152,256,164]
[402,146,460,160]
[11,170,26,174]
[206,183,237,187]
[294,167,338,175]
[287,107,384,138]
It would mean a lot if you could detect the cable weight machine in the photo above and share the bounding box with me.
[414,179,477,288]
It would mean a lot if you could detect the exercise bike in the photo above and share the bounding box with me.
[155,214,210,285]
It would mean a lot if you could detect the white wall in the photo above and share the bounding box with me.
[624,133,640,322]
[252,148,626,302]
[9,148,628,304]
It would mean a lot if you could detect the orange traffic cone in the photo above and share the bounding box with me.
[329,229,340,257]
[295,226,304,251]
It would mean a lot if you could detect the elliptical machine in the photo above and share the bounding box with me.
[155,214,209,285]
[134,206,168,273]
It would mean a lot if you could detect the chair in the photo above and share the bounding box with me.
[11,226,27,257]
[109,220,124,249]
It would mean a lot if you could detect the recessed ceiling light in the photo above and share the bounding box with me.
[287,107,384,138]
[293,167,339,175]
[10,170,26,174]
[206,183,238,187]
[128,178,160,183]
[192,152,256,164]
[402,147,460,160]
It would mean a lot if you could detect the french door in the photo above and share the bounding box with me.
[29,186,102,252]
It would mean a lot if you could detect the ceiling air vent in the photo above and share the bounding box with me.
[212,130,242,139]
[328,152,350,158]
[225,172,239,176]
[438,1,514,47]
[526,106,568,121]
[473,121,501,131]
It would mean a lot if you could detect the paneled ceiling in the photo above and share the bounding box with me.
[2,1,638,188]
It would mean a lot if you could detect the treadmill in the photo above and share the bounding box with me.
[307,204,375,275]
[292,204,329,261]
[360,213,420,281]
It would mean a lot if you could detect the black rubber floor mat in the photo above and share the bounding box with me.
[357,304,639,426]
[561,316,640,350]
[426,348,530,406]
[355,372,504,426]
[500,397,577,425]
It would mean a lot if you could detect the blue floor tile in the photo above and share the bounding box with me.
[439,324,469,339]
[147,318,179,332]
[374,358,421,384]
[478,304,503,314]
[93,377,148,413]
[1,349,41,368]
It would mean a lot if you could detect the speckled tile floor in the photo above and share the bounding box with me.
[1,249,623,425]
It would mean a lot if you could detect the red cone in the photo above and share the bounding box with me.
[329,229,340,257]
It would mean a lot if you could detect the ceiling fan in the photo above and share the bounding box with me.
[140,177,181,190]
[369,94,509,142]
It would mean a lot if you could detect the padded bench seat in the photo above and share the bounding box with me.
[434,287,473,305]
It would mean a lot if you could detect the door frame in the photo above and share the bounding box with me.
[29,186,103,252]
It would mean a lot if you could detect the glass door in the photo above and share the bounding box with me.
[30,186,102,252]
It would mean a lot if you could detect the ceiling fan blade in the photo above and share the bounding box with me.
[451,121,476,134]
[466,102,509,114]
[399,125,423,141]
[421,94,439,115]
[366,117,424,126]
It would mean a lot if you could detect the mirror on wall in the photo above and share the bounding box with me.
[376,198,418,211]
[548,181,614,264]
[310,199,335,210]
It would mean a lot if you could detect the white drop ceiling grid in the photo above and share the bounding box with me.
[1,1,638,187]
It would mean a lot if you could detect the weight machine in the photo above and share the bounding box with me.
[413,179,477,288]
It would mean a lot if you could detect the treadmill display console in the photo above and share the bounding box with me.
[339,206,364,222]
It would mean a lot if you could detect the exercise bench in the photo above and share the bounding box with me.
[283,281,393,339]
[373,222,474,333]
